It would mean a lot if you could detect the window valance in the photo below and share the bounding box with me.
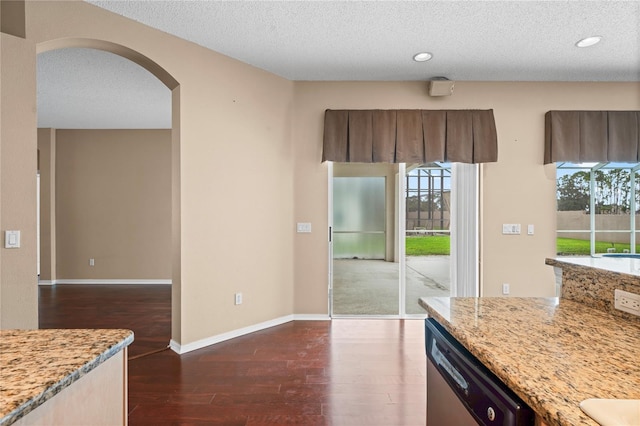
[544,110,640,164]
[322,109,498,164]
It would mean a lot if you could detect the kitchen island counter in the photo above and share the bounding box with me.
[0,329,133,425]
[419,296,640,426]
[546,257,640,322]
[547,255,640,277]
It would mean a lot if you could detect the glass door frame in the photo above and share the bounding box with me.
[327,162,479,317]
[397,163,407,317]
[327,161,333,316]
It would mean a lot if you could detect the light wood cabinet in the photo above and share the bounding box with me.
[13,349,127,426]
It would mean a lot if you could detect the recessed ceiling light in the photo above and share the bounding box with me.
[575,36,602,48]
[413,52,433,62]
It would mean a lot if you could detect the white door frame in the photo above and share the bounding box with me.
[396,163,407,317]
[327,161,334,316]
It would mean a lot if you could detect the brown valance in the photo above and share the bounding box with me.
[544,110,640,164]
[322,109,498,164]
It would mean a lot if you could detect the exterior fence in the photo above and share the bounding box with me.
[557,211,640,244]
[406,211,450,231]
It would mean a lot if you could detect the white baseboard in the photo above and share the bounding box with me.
[170,314,331,355]
[169,339,181,354]
[38,279,171,285]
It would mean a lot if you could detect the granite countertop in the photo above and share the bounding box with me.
[547,256,640,277]
[0,329,134,426]
[419,296,640,426]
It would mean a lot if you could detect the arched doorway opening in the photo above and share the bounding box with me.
[35,38,182,351]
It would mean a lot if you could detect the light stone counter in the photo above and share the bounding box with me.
[0,329,133,425]
[546,257,640,323]
[419,296,640,426]
[548,255,640,277]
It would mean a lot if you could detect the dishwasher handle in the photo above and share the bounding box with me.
[430,339,469,394]
[425,318,535,426]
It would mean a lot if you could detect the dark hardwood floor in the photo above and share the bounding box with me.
[38,285,426,425]
[39,284,172,359]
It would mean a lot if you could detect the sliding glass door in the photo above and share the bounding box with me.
[329,162,477,317]
[404,164,452,314]
[332,172,399,315]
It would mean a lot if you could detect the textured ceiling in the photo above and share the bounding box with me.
[37,48,171,129]
[37,0,640,129]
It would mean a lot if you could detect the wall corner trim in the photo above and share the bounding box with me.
[170,314,331,354]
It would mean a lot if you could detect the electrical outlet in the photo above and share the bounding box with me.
[502,283,510,295]
[89,258,95,266]
[235,292,243,305]
[614,289,640,316]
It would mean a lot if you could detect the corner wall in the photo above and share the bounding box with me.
[0,32,38,329]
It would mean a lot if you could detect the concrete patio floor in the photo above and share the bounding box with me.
[332,256,450,315]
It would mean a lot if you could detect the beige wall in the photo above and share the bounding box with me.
[47,129,171,280]
[37,128,56,281]
[2,1,639,342]
[1,31,38,329]
[2,1,295,346]
[291,81,640,312]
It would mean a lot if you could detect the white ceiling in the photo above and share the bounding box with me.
[38,48,172,129]
[37,0,640,129]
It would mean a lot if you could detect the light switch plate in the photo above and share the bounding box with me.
[296,223,312,233]
[502,224,521,235]
[4,230,20,248]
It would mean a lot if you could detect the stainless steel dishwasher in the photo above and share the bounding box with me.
[425,318,535,426]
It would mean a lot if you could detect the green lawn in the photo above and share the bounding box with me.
[556,237,632,256]
[406,236,450,255]
[406,236,632,256]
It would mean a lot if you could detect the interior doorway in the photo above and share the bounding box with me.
[36,43,179,351]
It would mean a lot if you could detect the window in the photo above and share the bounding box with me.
[556,162,640,256]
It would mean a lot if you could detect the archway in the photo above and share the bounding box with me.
[36,38,182,348]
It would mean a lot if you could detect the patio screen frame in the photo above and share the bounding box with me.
[557,161,640,256]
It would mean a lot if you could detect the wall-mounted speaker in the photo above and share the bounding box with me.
[428,79,455,97]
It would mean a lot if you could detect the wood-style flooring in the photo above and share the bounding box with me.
[38,285,426,425]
